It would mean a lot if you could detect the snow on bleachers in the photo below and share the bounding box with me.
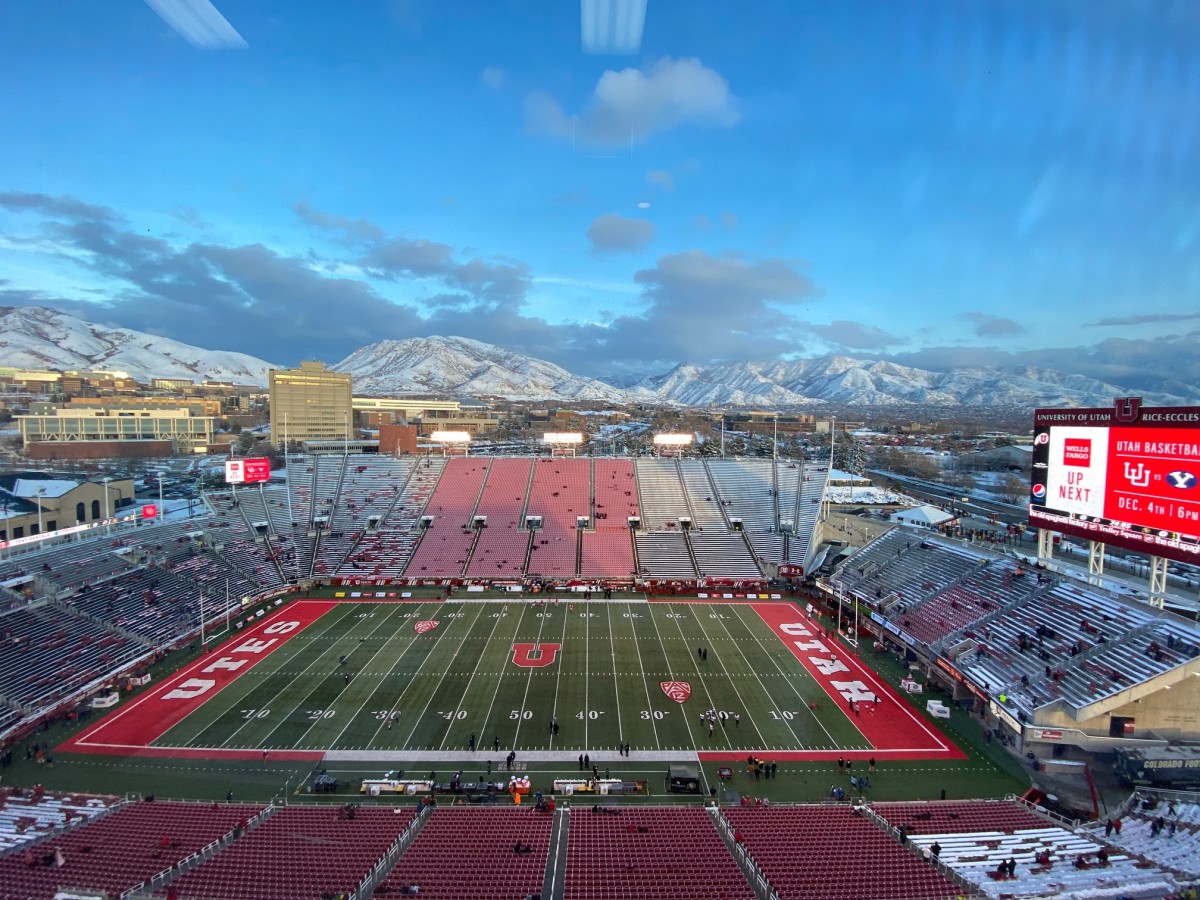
[382,807,550,900]
[1079,797,1200,879]
[635,458,692,529]
[0,789,115,853]
[908,826,1176,899]
[0,800,265,900]
[565,806,754,900]
[170,804,413,900]
[724,804,961,900]
[634,532,697,578]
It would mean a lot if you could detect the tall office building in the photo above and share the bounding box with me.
[269,361,353,445]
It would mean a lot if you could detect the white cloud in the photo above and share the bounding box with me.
[646,169,675,191]
[142,0,247,49]
[481,66,507,91]
[526,57,740,147]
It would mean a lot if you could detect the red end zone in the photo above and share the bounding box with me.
[699,602,966,764]
[58,600,336,761]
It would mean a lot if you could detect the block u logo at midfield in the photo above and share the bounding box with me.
[510,642,562,668]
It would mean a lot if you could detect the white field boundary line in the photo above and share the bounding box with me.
[774,602,955,753]
[729,604,843,750]
[69,600,341,751]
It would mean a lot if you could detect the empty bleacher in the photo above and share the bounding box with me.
[526,458,590,577]
[464,458,533,578]
[723,804,962,900]
[168,804,414,900]
[0,799,265,900]
[404,458,490,578]
[564,806,754,899]
[381,807,551,899]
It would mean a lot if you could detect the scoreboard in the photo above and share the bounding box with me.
[224,457,271,485]
[1030,399,1200,565]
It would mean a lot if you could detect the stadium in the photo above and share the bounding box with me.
[2,409,1200,900]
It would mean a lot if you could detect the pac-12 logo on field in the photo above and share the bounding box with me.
[510,643,562,668]
[414,620,440,633]
[660,681,691,703]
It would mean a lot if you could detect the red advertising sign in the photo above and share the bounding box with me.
[141,504,158,519]
[225,457,272,485]
[242,457,271,483]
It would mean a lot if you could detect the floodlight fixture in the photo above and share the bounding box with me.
[542,432,584,444]
[429,431,473,443]
[653,433,694,446]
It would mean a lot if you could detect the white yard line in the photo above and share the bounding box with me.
[257,602,406,749]
[436,603,513,751]
[730,605,844,749]
[623,601,664,749]
[327,604,440,749]
[397,603,490,748]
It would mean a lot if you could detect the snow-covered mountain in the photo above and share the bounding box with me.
[624,356,1196,407]
[334,336,651,402]
[0,306,277,385]
[4,306,1193,408]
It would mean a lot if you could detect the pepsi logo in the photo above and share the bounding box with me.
[1165,470,1198,490]
[1031,484,1046,500]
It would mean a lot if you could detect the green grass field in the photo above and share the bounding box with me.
[158,600,869,754]
[21,595,1032,805]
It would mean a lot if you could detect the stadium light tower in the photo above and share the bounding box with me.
[102,477,112,533]
[430,430,473,457]
[36,486,45,536]
[543,432,584,458]
[653,433,694,457]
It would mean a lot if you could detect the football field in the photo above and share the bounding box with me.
[65,598,961,762]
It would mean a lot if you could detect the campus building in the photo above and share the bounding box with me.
[268,361,353,445]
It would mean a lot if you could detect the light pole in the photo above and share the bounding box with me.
[102,477,112,532]
[36,486,45,536]
[773,414,778,461]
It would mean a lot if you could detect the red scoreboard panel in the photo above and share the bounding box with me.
[224,456,272,485]
[1029,399,1200,565]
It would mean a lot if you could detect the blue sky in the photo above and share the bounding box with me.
[0,0,1198,388]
